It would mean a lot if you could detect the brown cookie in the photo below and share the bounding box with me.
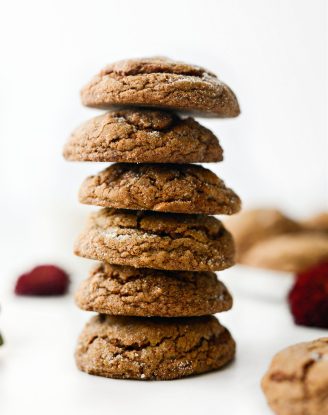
[63,108,222,163]
[241,233,328,273]
[75,314,235,380]
[80,57,240,117]
[74,208,235,271]
[75,262,232,317]
[262,338,328,415]
[224,209,302,260]
[301,212,328,233]
[79,163,241,215]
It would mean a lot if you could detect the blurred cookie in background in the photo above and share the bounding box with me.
[225,208,328,273]
[224,208,302,261]
[301,212,328,233]
[241,233,328,273]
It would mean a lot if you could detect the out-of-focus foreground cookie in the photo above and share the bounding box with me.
[262,338,328,415]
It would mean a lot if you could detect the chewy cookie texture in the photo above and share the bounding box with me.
[75,263,233,317]
[81,56,240,117]
[63,108,223,163]
[79,163,241,215]
[75,314,236,380]
[65,56,240,380]
[74,208,235,271]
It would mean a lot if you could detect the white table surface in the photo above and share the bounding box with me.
[1,264,326,415]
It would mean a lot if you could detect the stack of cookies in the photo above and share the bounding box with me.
[63,57,241,380]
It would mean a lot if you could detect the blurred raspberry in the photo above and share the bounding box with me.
[15,265,70,296]
[288,262,328,328]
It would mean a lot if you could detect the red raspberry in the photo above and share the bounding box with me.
[288,262,328,328]
[15,265,70,296]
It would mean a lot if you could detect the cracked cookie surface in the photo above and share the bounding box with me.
[63,108,222,163]
[74,208,235,271]
[75,314,235,380]
[75,263,232,317]
[80,57,240,117]
[262,338,328,415]
[79,163,241,215]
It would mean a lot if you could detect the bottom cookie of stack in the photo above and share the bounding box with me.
[75,314,235,380]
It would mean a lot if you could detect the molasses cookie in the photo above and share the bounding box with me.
[75,314,236,380]
[63,108,223,163]
[79,163,241,215]
[74,208,235,271]
[75,262,233,317]
[80,57,240,117]
[262,338,328,415]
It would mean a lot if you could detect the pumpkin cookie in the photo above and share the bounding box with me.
[79,163,241,215]
[63,108,222,163]
[81,57,240,117]
[241,233,328,273]
[74,208,235,271]
[75,314,236,380]
[262,338,328,415]
[75,263,232,317]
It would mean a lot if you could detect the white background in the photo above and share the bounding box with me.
[0,1,327,414]
[0,0,327,266]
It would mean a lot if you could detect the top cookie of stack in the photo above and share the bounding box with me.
[64,56,240,163]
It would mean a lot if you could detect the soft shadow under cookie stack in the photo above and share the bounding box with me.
[63,57,241,380]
